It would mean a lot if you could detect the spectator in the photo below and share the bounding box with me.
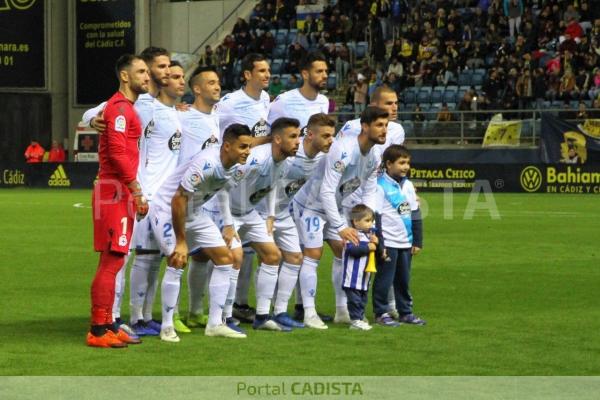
[268,75,283,99]
[588,68,600,100]
[353,73,368,117]
[47,140,66,163]
[437,103,453,121]
[336,44,351,84]
[559,69,579,101]
[259,31,275,56]
[563,5,581,25]
[387,57,403,79]
[576,101,589,121]
[198,45,217,68]
[24,139,45,163]
[384,72,401,94]
[515,68,533,109]
[533,67,548,108]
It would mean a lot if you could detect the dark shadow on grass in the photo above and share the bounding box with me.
[0,317,91,343]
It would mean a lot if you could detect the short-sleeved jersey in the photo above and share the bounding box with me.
[375,173,419,248]
[342,231,372,291]
[337,119,405,209]
[228,143,284,216]
[98,91,142,184]
[256,137,325,219]
[151,147,244,219]
[137,99,182,201]
[294,135,379,231]
[267,89,329,135]
[214,88,270,137]
[178,107,220,165]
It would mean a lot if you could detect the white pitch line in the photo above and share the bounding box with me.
[73,203,91,209]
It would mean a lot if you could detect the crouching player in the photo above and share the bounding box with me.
[149,124,253,342]
[373,145,425,326]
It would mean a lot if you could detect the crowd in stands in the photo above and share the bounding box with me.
[196,0,600,121]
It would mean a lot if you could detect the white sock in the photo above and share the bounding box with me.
[255,263,279,315]
[112,255,128,320]
[161,267,183,329]
[299,257,319,316]
[332,257,347,309]
[224,267,240,319]
[235,248,255,305]
[129,253,155,324]
[142,254,162,322]
[208,264,232,327]
[273,262,301,315]
[188,259,209,315]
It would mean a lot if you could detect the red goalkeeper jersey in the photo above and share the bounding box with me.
[97,91,141,184]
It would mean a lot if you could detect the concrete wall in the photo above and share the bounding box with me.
[150,0,246,54]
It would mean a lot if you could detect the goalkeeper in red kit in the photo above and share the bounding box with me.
[87,54,151,348]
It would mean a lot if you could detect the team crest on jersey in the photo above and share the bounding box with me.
[189,173,201,186]
[284,178,306,197]
[202,135,219,149]
[252,119,268,137]
[333,160,345,173]
[168,130,182,151]
[339,177,361,196]
[300,126,308,137]
[115,115,126,133]
[144,120,154,138]
[233,169,245,181]
[397,201,411,215]
[249,186,271,204]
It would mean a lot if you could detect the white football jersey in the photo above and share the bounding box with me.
[214,88,270,137]
[151,147,244,220]
[337,119,405,209]
[374,173,419,249]
[178,107,220,165]
[268,89,329,135]
[136,99,182,201]
[227,143,285,216]
[256,137,325,219]
[294,135,380,230]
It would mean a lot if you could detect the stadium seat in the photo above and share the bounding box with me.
[402,120,414,137]
[456,88,467,103]
[402,88,417,104]
[280,74,290,89]
[443,89,457,104]
[427,106,439,120]
[327,73,337,90]
[431,89,443,103]
[287,29,298,44]
[356,41,368,59]
[271,59,283,75]
[273,44,286,59]
[275,31,287,46]
[458,71,472,86]
[417,90,430,104]
[472,73,485,86]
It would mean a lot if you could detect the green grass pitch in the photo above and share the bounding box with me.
[0,189,598,376]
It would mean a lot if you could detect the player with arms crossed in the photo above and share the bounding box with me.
[87,54,150,348]
[148,124,253,341]
[291,106,389,329]
[213,53,272,323]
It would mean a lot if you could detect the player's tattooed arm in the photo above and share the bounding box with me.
[169,186,190,268]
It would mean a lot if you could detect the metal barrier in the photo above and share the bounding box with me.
[328,109,599,147]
